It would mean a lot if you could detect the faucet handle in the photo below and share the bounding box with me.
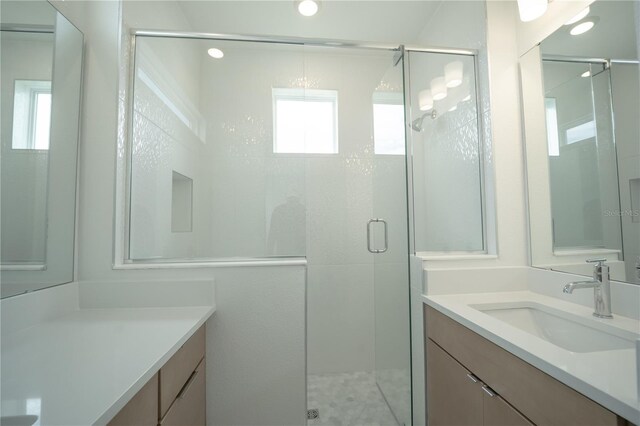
[586,258,607,267]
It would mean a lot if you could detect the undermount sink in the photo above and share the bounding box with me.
[0,416,39,426]
[471,302,636,353]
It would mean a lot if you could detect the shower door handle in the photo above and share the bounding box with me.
[367,219,388,254]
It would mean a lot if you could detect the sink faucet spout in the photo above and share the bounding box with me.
[563,280,597,294]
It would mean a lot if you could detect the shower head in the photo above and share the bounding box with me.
[411,116,426,132]
[411,109,437,132]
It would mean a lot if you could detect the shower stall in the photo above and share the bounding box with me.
[125,32,481,425]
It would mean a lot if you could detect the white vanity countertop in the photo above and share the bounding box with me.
[1,305,215,425]
[423,291,640,423]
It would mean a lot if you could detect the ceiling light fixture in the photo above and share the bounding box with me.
[207,48,224,59]
[419,90,433,111]
[564,7,590,25]
[570,19,596,36]
[581,70,591,78]
[431,77,447,101]
[297,0,319,17]
[517,0,548,22]
[445,61,463,88]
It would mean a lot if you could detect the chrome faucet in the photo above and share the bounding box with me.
[563,259,613,318]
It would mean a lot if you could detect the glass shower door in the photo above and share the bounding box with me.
[370,54,412,426]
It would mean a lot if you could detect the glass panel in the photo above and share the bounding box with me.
[408,52,484,253]
[299,44,410,426]
[373,56,411,425]
[129,37,307,260]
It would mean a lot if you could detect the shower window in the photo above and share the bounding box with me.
[272,88,338,154]
[12,80,52,150]
[373,93,405,155]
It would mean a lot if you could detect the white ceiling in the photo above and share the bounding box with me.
[177,1,442,44]
[541,0,638,61]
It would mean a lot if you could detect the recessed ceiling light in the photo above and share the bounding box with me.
[448,105,457,112]
[207,48,224,59]
[297,0,319,17]
[570,19,596,36]
[581,70,591,78]
[564,7,590,25]
[462,94,471,102]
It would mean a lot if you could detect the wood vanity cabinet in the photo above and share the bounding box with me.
[424,306,631,426]
[108,325,206,426]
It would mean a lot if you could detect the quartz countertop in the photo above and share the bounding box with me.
[423,291,640,423]
[1,306,215,425]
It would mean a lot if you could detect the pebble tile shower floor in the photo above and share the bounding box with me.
[307,371,399,426]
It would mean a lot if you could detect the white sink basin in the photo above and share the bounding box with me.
[471,302,636,353]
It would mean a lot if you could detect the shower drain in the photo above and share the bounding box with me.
[307,409,319,420]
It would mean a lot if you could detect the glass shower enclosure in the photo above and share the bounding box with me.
[127,32,481,425]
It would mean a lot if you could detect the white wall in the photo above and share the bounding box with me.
[611,64,640,284]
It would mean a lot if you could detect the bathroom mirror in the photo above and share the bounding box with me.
[520,0,639,284]
[1,1,83,298]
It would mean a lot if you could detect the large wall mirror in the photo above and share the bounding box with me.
[520,0,639,284]
[1,1,83,298]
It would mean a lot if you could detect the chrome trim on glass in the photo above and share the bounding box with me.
[130,29,476,56]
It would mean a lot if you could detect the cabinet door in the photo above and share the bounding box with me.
[108,374,158,426]
[160,358,206,426]
[484,390,534,426]
[427,339,483,426]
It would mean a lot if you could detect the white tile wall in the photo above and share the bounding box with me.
[206,266,306,426]
[307,264,375,374]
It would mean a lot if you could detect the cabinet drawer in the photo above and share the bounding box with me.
[108,374,158,426]
[425,305,623,426]
[160,359,206,426]
[160,325,206,417]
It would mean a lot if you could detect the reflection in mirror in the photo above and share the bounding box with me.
[521,0,639,284]
[0,1,83,298]
[1,30,53,265]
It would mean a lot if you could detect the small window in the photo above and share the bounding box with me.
[171,171,193,233]
[545,98,560,156]
[373,93,405,155]
[12,80,52,150]
[566,120,596,145]
[272,88,338,154]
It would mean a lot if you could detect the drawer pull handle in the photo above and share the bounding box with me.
[481,384,496,397]
[177,369,199,400]
[466,373,478,383]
